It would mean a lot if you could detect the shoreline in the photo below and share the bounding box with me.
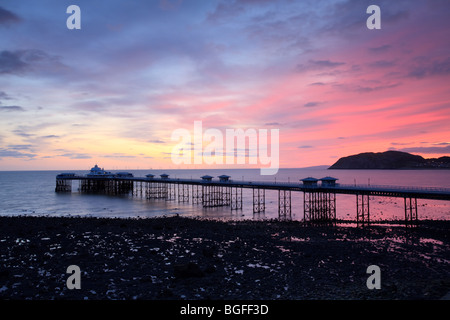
[1,215,449,300]
[1,212,449,225]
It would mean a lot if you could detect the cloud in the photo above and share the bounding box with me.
[368,45,392,54]
[296,59,345,73]
[148,139,166,144]
[59,153,92,159]
[408,56,450,79]
[312,60,345,68]
[0,6,21,25]
[0,0,449,170]
[356,83,401,93]
[207,0,290,24]
[304,101,324,108]
[207,1,245,23]
[0,105,24,112]
[391,142,414,146]
[102,153,136,159]
[0,49,66,76]
[431,142,450,146]
[0,148,36,159]
[7,144,33,150]
[335,82,401,94]
[12,123,58,140]
[0,50,29,74]
[396,145,450,154]
[12,129,35,137]
[0,91,12,101]
[368,60,397,68]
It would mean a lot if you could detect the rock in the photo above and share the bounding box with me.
[174,262,204,279]
[204,265,216,274]
[139,275,153,283]
[202,246,217,258]
[0,270,10,279]
[158,287,174,298]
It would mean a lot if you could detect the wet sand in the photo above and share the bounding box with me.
[0,215,449,300]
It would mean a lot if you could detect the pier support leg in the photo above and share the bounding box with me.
[161,183,168,199]
[106,180,113,195]
[178,184,190,202]
[80,179,87,192]
[202,185,209,207]
[278,190,291,221]
[167,184,176,201]
[303,191,313,223]
[147,182,156,199]
[132,181,138,197]
[303,192,336,225]
[404,197,418,227]
[356,194,370,227]
[231,187,243,210]
[55,179,72,192]
[320,192,336,225]
[145,181,149,199]
[253,188,265,213]
[118,180,133,195]
[202,185,228,207]
[304,191,323,223]
[331,193,337,223]
[192,184,202,204]
[147,182,167,199]
[154,182,168,199]
[223,187,231,206]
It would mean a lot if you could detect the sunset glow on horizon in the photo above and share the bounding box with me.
[1,0,449,171]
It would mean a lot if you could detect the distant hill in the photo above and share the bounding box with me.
[329,151,450,169]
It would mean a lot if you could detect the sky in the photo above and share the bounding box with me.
[0,0,449,171]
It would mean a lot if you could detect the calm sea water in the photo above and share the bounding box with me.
[0,168,449,221]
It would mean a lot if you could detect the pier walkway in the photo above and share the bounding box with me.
[56,171,450,227]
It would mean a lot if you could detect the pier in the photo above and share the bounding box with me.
[56,166,450,227]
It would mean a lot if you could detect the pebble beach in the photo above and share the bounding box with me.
[0,215,449,300]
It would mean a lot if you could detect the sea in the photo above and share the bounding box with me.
[0,168,449,222]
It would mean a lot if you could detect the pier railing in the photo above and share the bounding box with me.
[331,183,450,193]
[56,174,450,195]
